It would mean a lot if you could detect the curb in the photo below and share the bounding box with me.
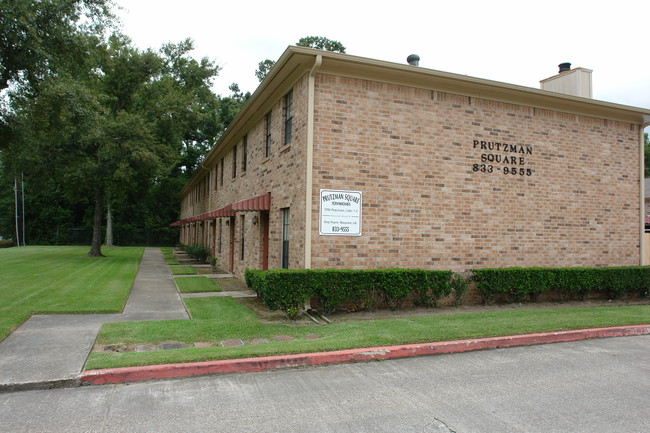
[79,324,650,386]
[0,378,80,393]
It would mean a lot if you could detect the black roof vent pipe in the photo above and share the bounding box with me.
[407,54,420,66]
[558,62,571,73]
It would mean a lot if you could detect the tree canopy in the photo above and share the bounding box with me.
[2,30,223,256]
[0,9,345,255]
[0,0,114,91]
[255,36,346,82]
[296,36,346,53]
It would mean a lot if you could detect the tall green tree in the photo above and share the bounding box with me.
[0,0,114,91]
[8,35,221,256]
[296,36,346,53]
[255,36,346,82]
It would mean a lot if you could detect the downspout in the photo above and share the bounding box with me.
[641,123,650,266]
[304,54,322,270]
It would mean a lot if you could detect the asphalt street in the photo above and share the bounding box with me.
[1,334,648,433]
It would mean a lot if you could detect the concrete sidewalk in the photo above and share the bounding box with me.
[2,249,650,392]
[0,248,189,392]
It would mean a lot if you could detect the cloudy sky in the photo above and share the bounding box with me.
[114,0,649,112]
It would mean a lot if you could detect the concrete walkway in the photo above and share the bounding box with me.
[0,248,189,392]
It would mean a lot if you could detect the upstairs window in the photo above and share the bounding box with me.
[242,135,247,173]
[265,112,272,158]
[284,91,293,145]
[219,158,224,186]
[232,144,237,178]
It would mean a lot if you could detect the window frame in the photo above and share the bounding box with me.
[265,112,272,158]
[284,91,293,145]
[281,207,290,269]
[232,144,237,178]
[242,135,247,173]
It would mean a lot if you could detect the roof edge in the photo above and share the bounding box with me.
[182,47,650,196]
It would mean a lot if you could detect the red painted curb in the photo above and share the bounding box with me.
[80,324,650,386]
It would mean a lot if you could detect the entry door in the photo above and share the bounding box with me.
[229,216,235,273]
[260,211,269,270]
[210,220,216,257]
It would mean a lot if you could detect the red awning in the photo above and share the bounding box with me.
[207,205,235,218]
[169,194,270,226]
[231,193,271,211]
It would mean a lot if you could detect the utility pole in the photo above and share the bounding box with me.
[14,177,20,246]
[21,173,25,246]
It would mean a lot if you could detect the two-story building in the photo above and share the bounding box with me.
[173,46,650,278]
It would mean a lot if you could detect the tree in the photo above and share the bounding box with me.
[255,59,276,83]
[8,34,221,256]
[296,36,346,53]
[0,0,114,91]
[255,36,346,82]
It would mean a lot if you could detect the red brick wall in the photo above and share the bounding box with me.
[310,74,641,272]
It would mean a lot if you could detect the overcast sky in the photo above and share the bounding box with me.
[114,0,650,112]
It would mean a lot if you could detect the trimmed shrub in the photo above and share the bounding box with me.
[183,244,209,263]
[255,270,313,319]
[473,266,650,305]
[552,267,599,301]
[313,269,371,314]
[449,273,467,306]
[374,269,416,310]
[599,267,649,300]
[247,268,463,318]
[0,240,14,248]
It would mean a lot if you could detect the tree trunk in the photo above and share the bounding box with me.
[88,187,105,257]
[105,203,113,247]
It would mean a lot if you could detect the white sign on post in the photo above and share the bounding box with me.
[319,189,362,236]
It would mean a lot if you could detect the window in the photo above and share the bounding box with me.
[232,144,237,178]
[219,158,224,186]
[242,135,247,173]
[284,91,293,145]
[265,112,272,158]
[281,208,290,269]
[240,215,245,260]
[214,165,218,191]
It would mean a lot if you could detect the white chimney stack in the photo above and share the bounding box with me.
[540,63,593,98]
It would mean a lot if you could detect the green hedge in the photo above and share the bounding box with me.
[0,240,14,248]
[472,266,650,304]
[245,268,462,319]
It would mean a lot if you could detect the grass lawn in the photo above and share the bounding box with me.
[85,296,650,370]
[165,259,180,265]
[0,246,143,341]
[169,266,197,275]
[174,277,221,293]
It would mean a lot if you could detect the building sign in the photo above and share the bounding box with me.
[471,140,534,176]
[319,189,362,236]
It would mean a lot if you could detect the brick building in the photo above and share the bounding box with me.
[173,47,650,278]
